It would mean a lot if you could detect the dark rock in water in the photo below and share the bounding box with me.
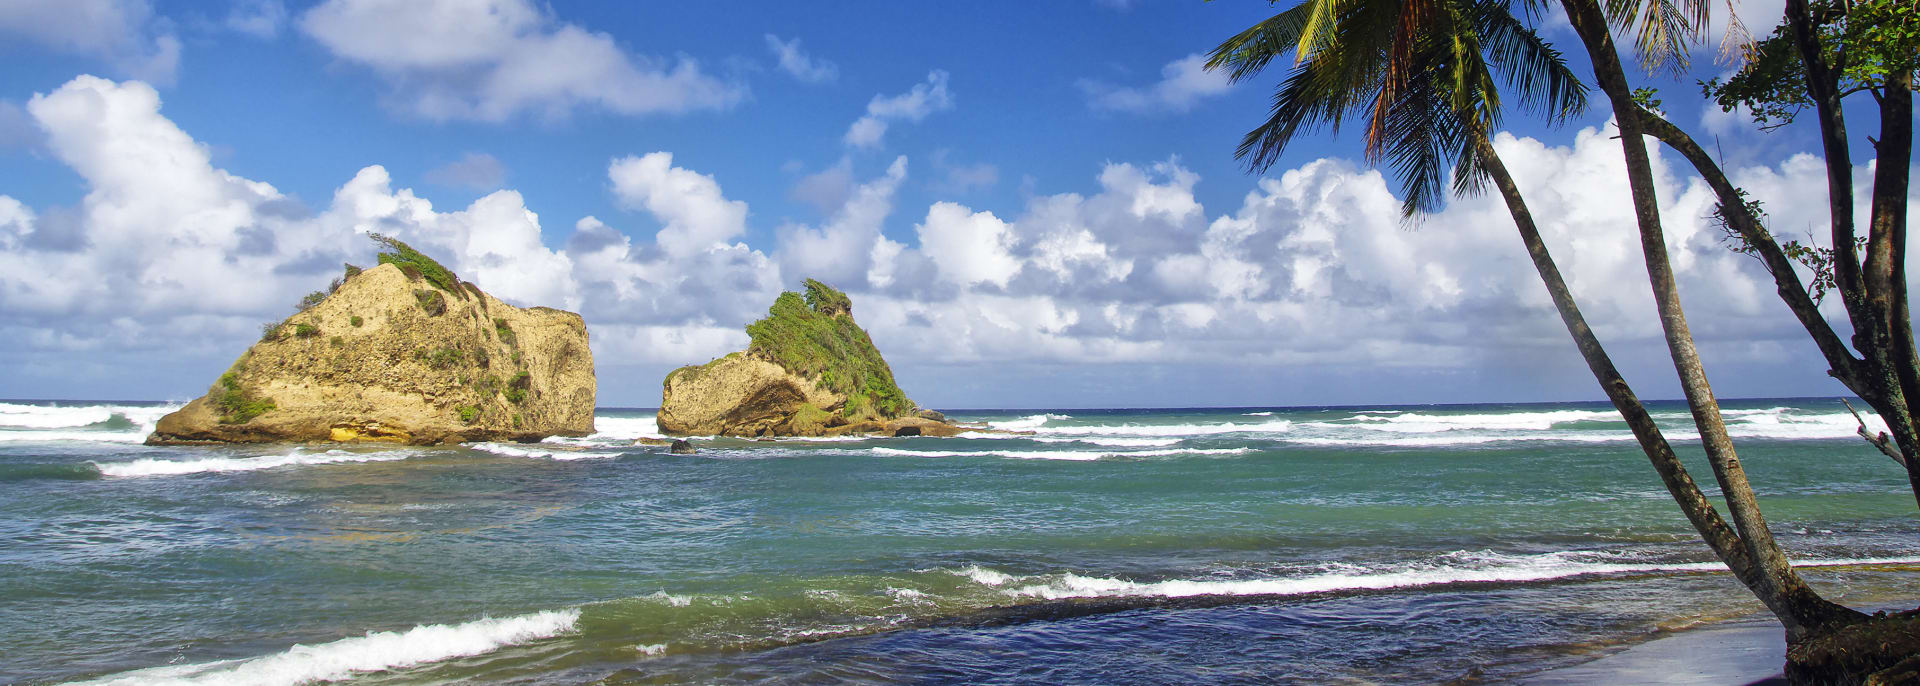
[669,439,697,454]
[915,409,946,422]
[894,426,922,437]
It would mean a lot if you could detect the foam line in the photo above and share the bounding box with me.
[70,609,579,686]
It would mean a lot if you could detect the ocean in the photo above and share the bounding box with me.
[1,398,1915,684]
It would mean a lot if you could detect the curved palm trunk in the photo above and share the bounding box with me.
[1471,131,1768,590]
[1557,0,1864,641]
[1638,107,1920,506]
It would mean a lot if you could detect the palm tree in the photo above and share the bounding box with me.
[1550,0,1866,642]
[1208,0,1861,651]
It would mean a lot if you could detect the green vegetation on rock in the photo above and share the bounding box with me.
[214,369,275,424]
[294,323,319,338]
[419,347,465,369]
[494,318,516,345]
[457,405,480,423]
[744,279,910,418]
[350,315,363,327]
[413,289,447,316]
[371,233,461,296]
[788,403,830,434]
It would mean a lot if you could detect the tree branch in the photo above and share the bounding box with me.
[1843,398,1908,468]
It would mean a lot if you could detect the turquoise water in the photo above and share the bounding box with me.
[1,399,1914,684]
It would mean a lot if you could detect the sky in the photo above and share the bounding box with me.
[0,0,1911,409]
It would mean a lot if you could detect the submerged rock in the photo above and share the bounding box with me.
[669,439,697,455]
[148,237,595,445]
[658,279,966,438]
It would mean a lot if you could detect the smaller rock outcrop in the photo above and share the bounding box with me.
[658,279,967,438]
[148,235,595,445]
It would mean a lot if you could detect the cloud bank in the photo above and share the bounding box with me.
[0,74,1899,406]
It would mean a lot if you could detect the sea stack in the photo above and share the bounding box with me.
[658,279,960,438]
[147,235,595,445]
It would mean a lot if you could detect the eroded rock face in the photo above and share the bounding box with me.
[658,279,964,438]
[147,263,595,445]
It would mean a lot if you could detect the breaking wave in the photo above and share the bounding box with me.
[93,449,415,478]
[70,609,579,686]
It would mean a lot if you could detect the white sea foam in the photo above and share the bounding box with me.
[974,552,1920,602]
[69,608,580,686]
[0,401,177,429]
[1339,409,1621,432]
[1029,420,1294,438]
[586,415,661,440]
[94,449,415,478]
[471,442,623,461]
[0,401,180,443]
[1243,411,1275,416]
[1028,436,1182,448]
[952,565,1014,586]
[872,446,1252,461]
[990,413,1072,431]
[0,429,151,444]
[635,643,668,656]
[645,591,694,607]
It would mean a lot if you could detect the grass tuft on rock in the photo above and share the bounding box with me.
[744,279,910,418]
[371,233,462,297]
[214,369,275,424]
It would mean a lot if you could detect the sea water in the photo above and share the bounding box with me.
[1,398,1914,684]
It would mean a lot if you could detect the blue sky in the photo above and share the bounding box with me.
[0,0,1906,408]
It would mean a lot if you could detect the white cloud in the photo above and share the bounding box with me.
[844,70,953,148]
[225,0,287,39]
[779,157,910,286]
[790,157,856,215]
[1079,54,1232,114]
[764,34,837,83]
[931,149,998,194]
[607,152,749,257]
[2,76,1906,406]
[299,0,746,122]
[0,0,180,84]
[425,152,508,191]
[916,202,1021,289]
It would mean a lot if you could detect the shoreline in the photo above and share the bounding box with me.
[1521,614,1787,685]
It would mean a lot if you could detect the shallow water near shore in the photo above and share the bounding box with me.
[2,397,1915,684]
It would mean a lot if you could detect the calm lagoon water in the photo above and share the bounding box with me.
[1,398,1914,684]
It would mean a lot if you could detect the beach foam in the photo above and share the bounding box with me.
[69,609,579,686]
[93,449,415,478]
[872,446,1251,461]
[0,402,181,443]
[989,413,1072,431]
[976,552,1920,602]
[471,442,624,461]
[1028,420,1294,437]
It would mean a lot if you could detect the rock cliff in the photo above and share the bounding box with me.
[658,279,961,437]
[147,237,595,445]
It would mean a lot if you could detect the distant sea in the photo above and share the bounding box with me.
[2,398,1915,684]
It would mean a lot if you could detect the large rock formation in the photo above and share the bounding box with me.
[659,279,962,438]
[148,238,595,445]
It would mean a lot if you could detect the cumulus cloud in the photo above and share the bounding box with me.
[0,75,585,396]
[844,70,953,148]
[425,152,508,191]
[1,76,1903,405]
[765,34,837,83]
[299,0,746,122]
[225,0,287,39]
[1079,54,1232,114]
[0,0,181,83]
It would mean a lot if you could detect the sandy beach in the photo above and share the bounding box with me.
[1523,615,1788,685]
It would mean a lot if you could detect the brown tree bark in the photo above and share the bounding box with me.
[1558,0,1865,641]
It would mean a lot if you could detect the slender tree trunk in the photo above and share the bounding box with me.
[1637,108,1920,503]
[1558,0,1864,641]
[1871,71,1920,504]
[1473,131,1768,592]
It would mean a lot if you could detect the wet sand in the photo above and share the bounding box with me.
[1522,616,1787,685]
